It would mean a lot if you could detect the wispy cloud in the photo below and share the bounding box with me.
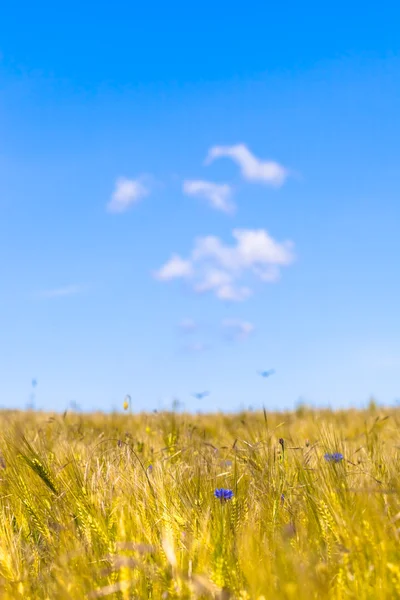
[155,228,295,301]
[155,255,193,281]
[38,284,85,298]
[206,144,288,186]
[192,268,252,301]
[183,180,235,214]
[107,176,149,213]
[222,319,255,341]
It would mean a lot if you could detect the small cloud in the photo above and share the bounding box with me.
[193,229,294,270]
[183,180,235,214]
[178,318,197,333]
[222,319,255,341]
[107,176,149,213]
[206,144,288,186]
[192,267,252,302]
[193,268,232,294]
[154,255,193,281]
[38,284,85,298]
[214,282,252,302]
[155,229,294,301]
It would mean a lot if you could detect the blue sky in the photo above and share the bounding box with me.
[1,1,400,412]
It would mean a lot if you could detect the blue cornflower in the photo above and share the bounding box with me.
[214,488,234,502]
[324,452,344,463]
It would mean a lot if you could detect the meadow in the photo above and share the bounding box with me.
[0,406,399,599]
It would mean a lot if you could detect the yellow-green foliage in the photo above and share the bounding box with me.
[0,407,399,599]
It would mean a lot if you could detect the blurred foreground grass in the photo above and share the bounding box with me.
[0,407,399,599]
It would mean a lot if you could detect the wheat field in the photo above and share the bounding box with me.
[0,406,399,599]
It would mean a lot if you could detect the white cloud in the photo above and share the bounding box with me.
[222,319,255,341]
[193,268,233,294]
[206,144,288,186]
[38,284,84,298]
[192,268,252,301]
[215,284,252,301]
[107,176,149,213]
[183,180,235,214]
[193,229,294,272]
[154,255,193,281]
[252,265,281,282]
[155,228,294,301]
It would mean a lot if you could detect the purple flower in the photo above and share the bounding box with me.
[324,452,344,463]
[214,488,234,502]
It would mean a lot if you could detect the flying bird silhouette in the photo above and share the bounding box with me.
[192,391,210,400]
[258,369,276,378]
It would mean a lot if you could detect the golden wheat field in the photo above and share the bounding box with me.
[0,407,399,599]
